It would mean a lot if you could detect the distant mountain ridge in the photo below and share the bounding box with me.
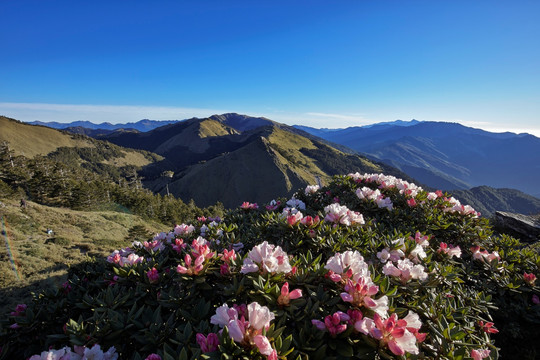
[295,121,540,199]
[29,119,179,132]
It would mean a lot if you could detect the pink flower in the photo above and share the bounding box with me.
[196,333,219,353]
[438,242,462,258]
[478,320,498,334]
[267,349,278,360]
[325,250,371,283]
[10,304,27,316]
[524,272,536,286]
[221,249,236,263]
[143,239,165,253]
[382,259,428,283]
[147,268,159,283]
[340,278,388,316]
[356,313,419,355]
[173,223,195,236]
[471,348,491,360]
[313,312,349,337]
[300,215,321,227]
[407,198,417,207]
[347,308,363,321]
[240,241,292,274]
[248,302,275,330]
[176,253,205,275]
[240,201,258,209]
[287,211,303,226]
[411,232,430,246]
[277,282,303,306]
[220,263,230,275]
[265,200,281,211]
[324,204,364,226]
[210,302,276,358]
[145,354,162,360]
[253,335,274,356]
[471,246,500,263]
[210,304,238,327]
[305,184,320,194]
[377,248,404,263]
[172,238,185,253]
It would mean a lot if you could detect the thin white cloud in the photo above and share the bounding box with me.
[305,112,367,121]
[0,102,228,124]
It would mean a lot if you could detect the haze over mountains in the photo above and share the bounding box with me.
[4,114,540,216]
[296,121,540,199]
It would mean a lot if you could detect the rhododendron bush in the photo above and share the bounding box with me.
[1,173,539,359]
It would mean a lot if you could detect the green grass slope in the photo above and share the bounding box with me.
[0,116,159,171]
[0,197,166,315]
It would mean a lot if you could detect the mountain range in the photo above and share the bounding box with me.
[93,113,410,208]
[295,121,540,199]
[3,114,540,216]
[28,119,179,132]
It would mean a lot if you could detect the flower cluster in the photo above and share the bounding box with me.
[471,246,500,263]
[377,235,428,265]
[383,258,429,284]
[325,251,388,315]
[348,172,423,198]
[305,184,320,195]
[106,248,144,267]
[209,302,277,359]
[240,241,292,274]
[324,203,365,226]
[240,201,259,210]
[438,242,462,258]
[177,237,215,275]
[29,344,118,360]
[356,312,425,356]
[444,196,481,217]
[219,248,237,275]
[355,186,393,210]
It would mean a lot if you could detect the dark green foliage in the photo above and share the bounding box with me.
[0,142,224,226]
[1,174,538,359]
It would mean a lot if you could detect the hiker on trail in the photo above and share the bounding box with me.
[20,199,27,208]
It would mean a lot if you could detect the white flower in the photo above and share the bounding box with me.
[286,197,306,210]
[240,241,292,274]
[247,302,275,330]
[305,184,320,195]
[210,304,238,327]
[325,250,371,282]
[383,259,428,282]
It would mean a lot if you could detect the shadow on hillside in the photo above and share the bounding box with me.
[0,270,66,316]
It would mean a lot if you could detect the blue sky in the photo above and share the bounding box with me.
[1,0,539,135]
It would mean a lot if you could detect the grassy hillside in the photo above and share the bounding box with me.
[0,116,158,171]
[0,116,94,158]
[0,197,166,315]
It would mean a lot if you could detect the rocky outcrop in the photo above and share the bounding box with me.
[494,211,540,241]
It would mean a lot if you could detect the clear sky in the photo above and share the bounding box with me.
[1,0,539,135]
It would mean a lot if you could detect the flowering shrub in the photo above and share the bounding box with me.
[1,172,539,359]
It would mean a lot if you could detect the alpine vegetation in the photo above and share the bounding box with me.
[1,173,538,359]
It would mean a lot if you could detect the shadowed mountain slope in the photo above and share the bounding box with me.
[99,114,412,208]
